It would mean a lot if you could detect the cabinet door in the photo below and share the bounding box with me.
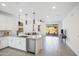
[0,37,8,49]
[8,37,14,47]
[18,38,26,51]
[8,37,26,51]
[13,37,26,51]
[14,37,20,49]
[8,37,12,47]
[8,37,17,48]
[17,37,26,51]
[8,38,11,47]
[3,38,8,47]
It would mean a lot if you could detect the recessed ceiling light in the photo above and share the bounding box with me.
[19,9,23,12]
[1,3,6,7]
[52,6,56,9]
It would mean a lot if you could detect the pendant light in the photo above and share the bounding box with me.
[25,13,28,24]
[33,12,36,31]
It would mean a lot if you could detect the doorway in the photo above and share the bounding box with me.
[46,24,59,36]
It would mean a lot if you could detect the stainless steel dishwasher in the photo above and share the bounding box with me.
[26,38,36,54]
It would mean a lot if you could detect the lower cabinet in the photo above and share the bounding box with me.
[0,37,8,49]
[8,37,26,51]
[0,37,26,51]
[14,37,26,51]
[8,37,15,47]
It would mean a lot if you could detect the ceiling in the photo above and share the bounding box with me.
[0,2,78,23]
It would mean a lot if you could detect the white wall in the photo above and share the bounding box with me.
[63,4,79,55]
[0,14,18,35]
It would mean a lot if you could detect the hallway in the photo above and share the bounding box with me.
[38,36,76,56]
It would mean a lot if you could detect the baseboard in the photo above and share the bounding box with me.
[8,46,27,52]
[0,46,27,52]
[0,47,9,50]
[66,42,78,56]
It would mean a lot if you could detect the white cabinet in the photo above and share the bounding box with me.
[8,37,14,47]
[0,37,8,49]
[16,37,26,51]
[0,36,26,51]
[8,37,26,51]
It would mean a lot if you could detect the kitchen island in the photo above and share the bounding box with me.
[26,35,44,55]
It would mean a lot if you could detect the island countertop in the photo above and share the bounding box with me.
[26,35,42,39]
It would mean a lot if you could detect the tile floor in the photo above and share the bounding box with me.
[0,36,76,56]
